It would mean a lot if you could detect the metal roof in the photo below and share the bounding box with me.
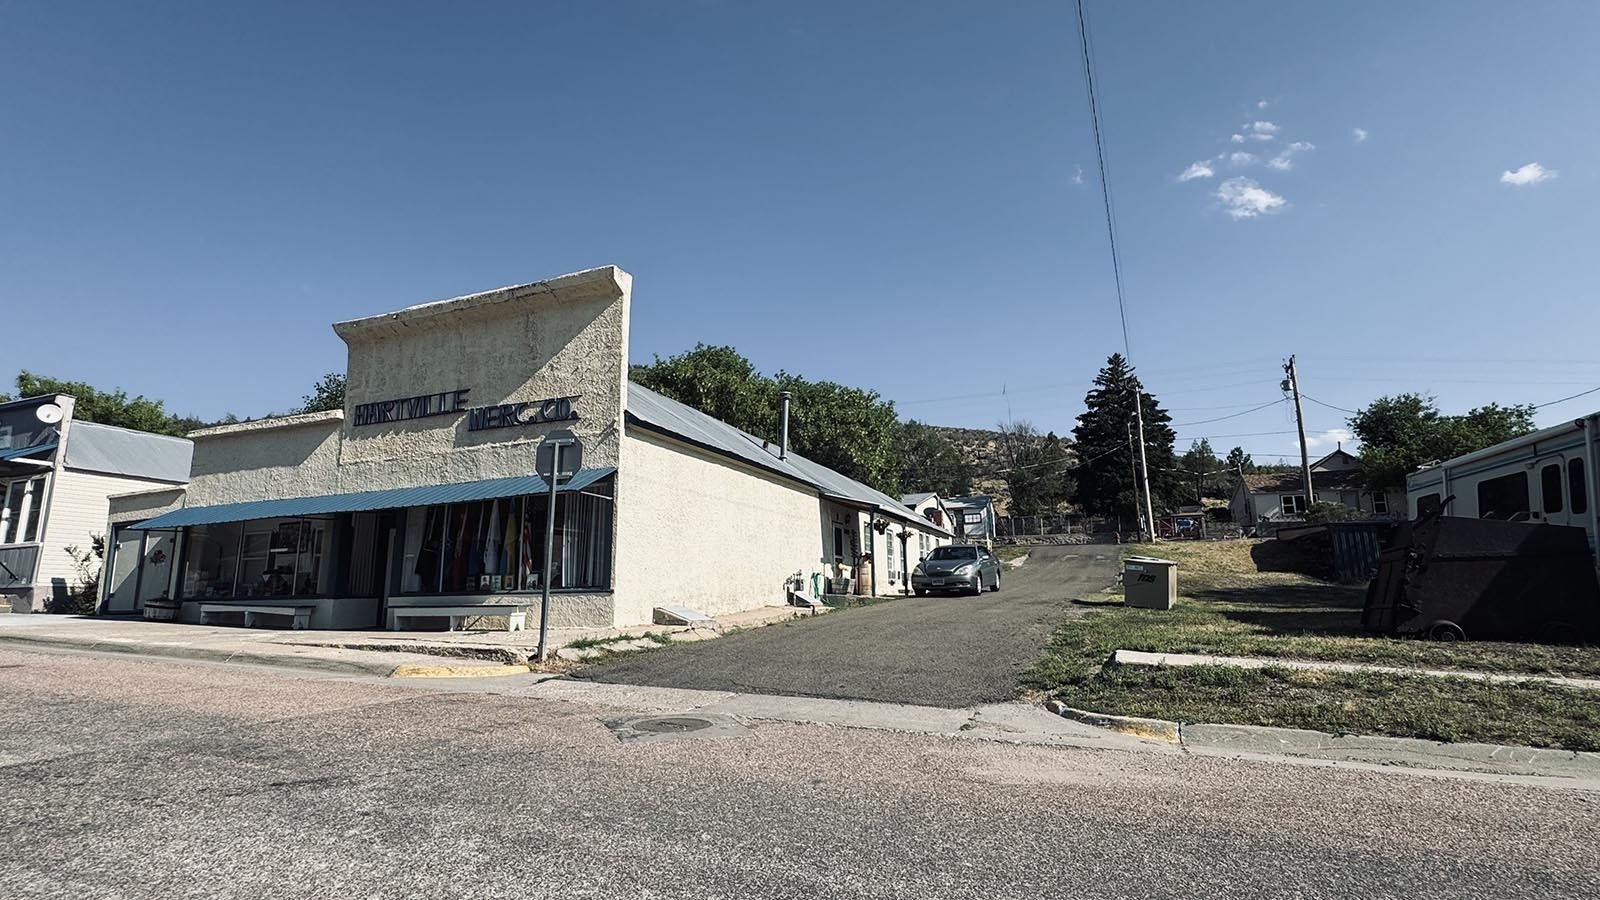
[901,492,937,507]
[0,442,56,462]
[64,422,192,483]
[626,383,950,535]
[130,467,615,530]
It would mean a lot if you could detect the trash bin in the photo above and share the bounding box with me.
[1123,556,1177,610]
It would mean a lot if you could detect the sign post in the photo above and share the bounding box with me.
[536,430,580,660]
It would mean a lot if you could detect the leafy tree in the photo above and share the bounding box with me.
[297,372,347,414]
[1224,446,1254,474]
[1071,354,1178,520]
[631,344,903,494]
[1348,394,1536,489]
[995,421,1073,516]
[1176,438,1224,502]
[895,421,973,498]
[13,371,189,436]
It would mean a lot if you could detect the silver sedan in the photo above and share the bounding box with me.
[911,544,1002,596]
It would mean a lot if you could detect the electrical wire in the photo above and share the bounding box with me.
[1170,398,1285,428]
[1534,385,1600,409]
[1076,0,1130,360]
[1299,393,1359,415]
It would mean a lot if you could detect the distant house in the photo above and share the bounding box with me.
[1231,448,1397,531]
[901,492,954,533]
[945,495,997,546]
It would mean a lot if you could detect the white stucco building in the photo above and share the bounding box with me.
[0,394,191,613]
[107,266,951,630]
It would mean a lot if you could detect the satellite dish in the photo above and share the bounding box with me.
[35,404,63,424]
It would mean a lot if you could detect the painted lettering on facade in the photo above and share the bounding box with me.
[351,390,471,427]
[465,395,580,432]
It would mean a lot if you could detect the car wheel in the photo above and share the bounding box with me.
[1428,620,1466,642]
[914,589,927,597]
[969,578,984,597]
[990,573,1001,593]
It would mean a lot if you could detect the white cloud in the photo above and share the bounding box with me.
[1072,164,1085,186]
[1305,428,1354,454]
[1257,99,1270,109]
[1230,133,1246,144]
[1178,160,1215,181]
[1246,120,1278,141]
[1216,177,1286,219]
[1352,127,1369,143]
[1500,162,1557,186]
[1228,151,1258,166]
[1267,141,1315,171]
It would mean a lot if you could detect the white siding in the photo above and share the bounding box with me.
[612,428,823,626]
[36,470,179,594]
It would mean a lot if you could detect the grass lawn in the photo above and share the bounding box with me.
[1023,539,1600,750]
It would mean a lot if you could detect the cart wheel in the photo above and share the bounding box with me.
[1428,621,1466,642]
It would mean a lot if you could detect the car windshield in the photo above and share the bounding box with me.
[928,546,978,561]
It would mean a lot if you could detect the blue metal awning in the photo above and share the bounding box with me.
[0,442,57,462]
[129,467,616,530]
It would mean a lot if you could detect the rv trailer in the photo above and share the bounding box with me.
[1406,411,1600,565]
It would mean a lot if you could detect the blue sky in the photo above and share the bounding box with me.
[3,1,1596,463]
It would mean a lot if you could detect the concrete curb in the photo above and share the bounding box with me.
[1042,699,1600,782]
[0,632,409,678]
[1111,648,1600,692]
[1043,699,1180,743]
[390,663,538,679]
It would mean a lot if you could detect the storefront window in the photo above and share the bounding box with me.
[182,517,331,599]
[181,522,244,598]
[401,476,614,595]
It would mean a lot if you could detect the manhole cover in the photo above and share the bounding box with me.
[633,716,714,734]
[603,712,751,744]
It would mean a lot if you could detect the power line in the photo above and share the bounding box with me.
[1171,398,1285,427]
[1535,384,1600,409]
[1076,0,1130,359]
[1300,392,1359,415]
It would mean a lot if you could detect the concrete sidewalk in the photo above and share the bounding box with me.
[0,604,810,676]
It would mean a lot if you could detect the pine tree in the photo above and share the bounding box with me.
[1071,354,1178,520]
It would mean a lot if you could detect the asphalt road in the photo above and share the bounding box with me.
[581,545,1118,707]
[3,648,1597,899]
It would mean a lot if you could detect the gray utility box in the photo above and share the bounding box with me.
[1123,556,1177,610]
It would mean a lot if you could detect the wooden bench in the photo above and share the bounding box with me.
[387,605,527,633]
[200,603,314,630]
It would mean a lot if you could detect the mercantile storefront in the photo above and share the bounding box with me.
[107,266,952,631]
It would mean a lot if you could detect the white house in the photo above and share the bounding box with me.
[106,266,952,631]
[0,394,191,613]
[1231,448,1397,530]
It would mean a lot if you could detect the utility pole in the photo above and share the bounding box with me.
[1126,422,1141,539]
[1133,393,1158,542]
[1284,355,1316,509]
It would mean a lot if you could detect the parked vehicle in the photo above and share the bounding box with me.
[1406,412,1599,566]
[911,544,1001,596]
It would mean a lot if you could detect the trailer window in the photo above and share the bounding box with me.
[1541,464,1564,514]
[1571,458,1589,515]
[1476,471,1530,520]
[1417,493,1442,517]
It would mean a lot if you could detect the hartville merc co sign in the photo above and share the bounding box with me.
[351,389,580,432]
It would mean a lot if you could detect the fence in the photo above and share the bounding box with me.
[996,515,1084,538]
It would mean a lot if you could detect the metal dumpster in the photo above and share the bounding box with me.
[1124,556,1177,610]
[1363,515,1600,642]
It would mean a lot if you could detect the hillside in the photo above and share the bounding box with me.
[927,425,1014,514]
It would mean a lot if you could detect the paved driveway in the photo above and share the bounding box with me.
[578,545,1121,708]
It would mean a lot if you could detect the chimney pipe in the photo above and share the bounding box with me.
[779,391,792,460]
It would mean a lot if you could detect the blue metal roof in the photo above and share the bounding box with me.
[130,467,615,529]
[0,442,57,462]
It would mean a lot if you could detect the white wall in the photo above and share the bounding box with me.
[613,428,823,625]
[35,470,179,603]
